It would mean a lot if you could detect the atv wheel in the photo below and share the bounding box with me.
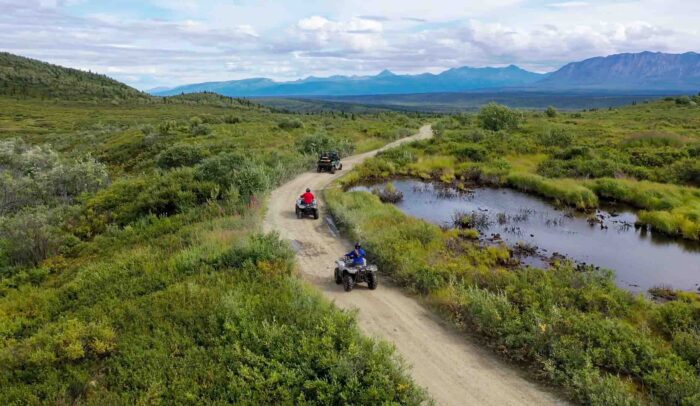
[339,164,343,170]
[330,167,335,174]
[334,268,343,285]
[343,275,354,292]
[296,208,302,219]
[317,166,322,173]
[313,209,319,219]
[368,272,378,290]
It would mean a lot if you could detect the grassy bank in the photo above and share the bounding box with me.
[325,188,700,405]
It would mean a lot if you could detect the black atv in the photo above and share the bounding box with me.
[334,256,378,292]
[317,151,342,174]
[295,198,319,219]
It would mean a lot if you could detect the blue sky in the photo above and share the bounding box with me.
[2,0,698,89]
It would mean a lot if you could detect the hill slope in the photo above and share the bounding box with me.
[153,65,544,97]
[539,51,700,91]
[0,52,151,101]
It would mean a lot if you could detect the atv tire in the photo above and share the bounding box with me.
[296,208,302,219]
[313,209,319,219]
[343,275,354,292]
[330,167,335,174]
[334,268,343,285]
[368,272,378,290]
[339,164,343,170]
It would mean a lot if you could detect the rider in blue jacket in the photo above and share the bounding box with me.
[346,243,366,267]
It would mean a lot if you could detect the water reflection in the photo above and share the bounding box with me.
[351,180,700,292]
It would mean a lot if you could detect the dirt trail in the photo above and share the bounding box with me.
[264,125,568,405]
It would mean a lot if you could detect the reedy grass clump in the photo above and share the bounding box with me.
[372,182,404,203]
[588,178,700,239]
[507,173,599,210]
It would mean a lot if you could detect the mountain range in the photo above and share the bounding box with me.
[152,51,700,97]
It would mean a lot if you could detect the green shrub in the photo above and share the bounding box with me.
[477,103,523,131]
[676,96,692,105]
[156,143,208,168]
[668,158,700,186]
[673,331,700,369]
[629,147,688,167]
[278,118,304,130]
[83,169,218,230]
[0,139,108,212]
[456,144,487,162]
[0,206,76,268]
[223,114,241,124]
[377,146,417,166]
[296,132,353,157]
[189,116,211,136]
[158,120,178,135]
[545,106,558,118]
[233,163,270,200]
[194,152,248,187]
[539,128,573,147]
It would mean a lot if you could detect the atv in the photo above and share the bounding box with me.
[295,198,319,219]
[334,256,378,292]
[317,151,342,174]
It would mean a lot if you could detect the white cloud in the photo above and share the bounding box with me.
[548,2,590,8]
[0,0,698,89]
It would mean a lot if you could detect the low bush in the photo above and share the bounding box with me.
[155,143,208,168]
[456,144,488,162]
[477,103,523,132]
[538,128,573,147]
[296,132,353,157]
[278,117,304,130]
[0,229,427,404]
[189,116,211,136]
[223,114,241,124]
[0,206,76,268]
[82,169,218,232]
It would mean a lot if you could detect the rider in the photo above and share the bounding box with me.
[300,188,315,205]
[346,243,366,267]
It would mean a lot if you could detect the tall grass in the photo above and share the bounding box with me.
[507,173,599,209]
[588,178,700,239]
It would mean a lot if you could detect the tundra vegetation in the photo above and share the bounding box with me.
[343,99,700,240]
[0,85,427,403]
[330,98,700,405]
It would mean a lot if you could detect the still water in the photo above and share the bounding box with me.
[351,180,700,292]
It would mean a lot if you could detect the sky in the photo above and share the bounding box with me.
[1,0,699,90]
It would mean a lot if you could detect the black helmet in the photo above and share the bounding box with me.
[306,188,311,192]
[354,242,362,249]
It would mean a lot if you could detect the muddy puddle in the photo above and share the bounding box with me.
[351,180,700,292]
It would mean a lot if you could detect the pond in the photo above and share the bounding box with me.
[351,180,700,293]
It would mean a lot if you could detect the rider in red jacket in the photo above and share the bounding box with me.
[300,188,315,204]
